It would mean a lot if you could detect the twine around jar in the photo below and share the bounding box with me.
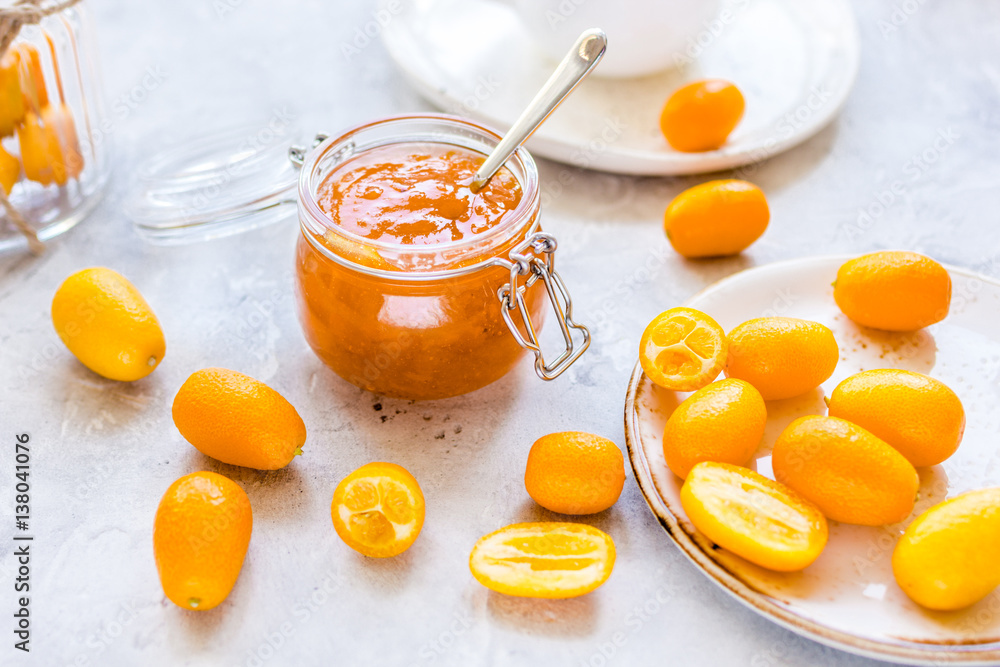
[0,0,81,254]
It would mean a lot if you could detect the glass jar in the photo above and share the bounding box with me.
[293,115,589,400]
[0,1,110,252]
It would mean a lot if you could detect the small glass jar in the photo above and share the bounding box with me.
[0,1,110,252]
[293,115,589,400]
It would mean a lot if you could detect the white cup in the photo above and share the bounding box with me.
[508,0,723,78]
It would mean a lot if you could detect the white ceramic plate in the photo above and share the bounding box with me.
[381,0,860,175]
[624,256,1000,664]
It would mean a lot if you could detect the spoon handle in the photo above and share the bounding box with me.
[470,28,607,193]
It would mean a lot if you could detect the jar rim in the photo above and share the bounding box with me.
[296,113,540,275]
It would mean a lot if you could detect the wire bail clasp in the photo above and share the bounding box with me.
[497,232,591,380]
[288,133,330,167]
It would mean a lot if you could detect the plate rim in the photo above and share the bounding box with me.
[380,0,862,176]
[623,255,1000,665]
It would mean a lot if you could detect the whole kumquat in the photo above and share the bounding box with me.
[662,379,766,479]
[664,180,769,258]
[893,487,1000,611]
[172,368,306,470]
[524,432,625,515]
[660,79,745,152]
[725,317,839,401]
[51,267,165,382]
[153,471,252,611]
[828,369,965,467]
[772,416,918,526]
[834,251,951,331]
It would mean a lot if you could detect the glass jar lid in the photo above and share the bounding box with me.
[124,123,303,244]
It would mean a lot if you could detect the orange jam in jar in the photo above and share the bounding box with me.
[294,115,587,400]
[314,143,522,246]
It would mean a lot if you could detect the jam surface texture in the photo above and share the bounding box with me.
[315,143,522,246]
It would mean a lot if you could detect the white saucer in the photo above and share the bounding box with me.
[625,256,1000,664]
[381,0,860,175]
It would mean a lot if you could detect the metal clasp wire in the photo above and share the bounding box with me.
[288,133,330,167]
[497,232,591,380]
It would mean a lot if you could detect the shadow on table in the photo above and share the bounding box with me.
[486,590,598,638]
[506,498,624,536]
[170,588,235,637]
[535,113,841,230]
[180,449,313,520]
[340,366,528,490]
[342,546,418,593]
[166,557,256,643]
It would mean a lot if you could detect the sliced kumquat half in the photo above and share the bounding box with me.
[681,462,828,572]
[0,49,25,137]
[0,143,19,195]
[639,307,728,391]
[331,462,425,558]
[469,522,616,599]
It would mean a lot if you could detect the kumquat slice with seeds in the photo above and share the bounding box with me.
[639,307,728,391]
[332,462,425,558]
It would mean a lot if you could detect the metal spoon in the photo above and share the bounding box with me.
[470,28,607,193]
